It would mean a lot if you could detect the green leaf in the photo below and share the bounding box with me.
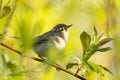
[80,31,91,51]
[97,47,112,52]
[66,63,78,69]
[83,61,95,71]
[0,52,7,66]
[9,70,30,76]
[84,61,112,76]
[92,26,98,44]
[98,33,104,40]
[70,56,81,63]
[0,6,11,18]
[7,61,17,71]
[0,33,4,39]
[94,38,113,48]
[99,65,113,75]
[16,18,34,52]
[84,62,104,75]
[94,26,98,37]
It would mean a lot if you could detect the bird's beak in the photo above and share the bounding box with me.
[67,24,73,28]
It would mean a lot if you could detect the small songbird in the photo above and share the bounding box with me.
[33,24,72,57]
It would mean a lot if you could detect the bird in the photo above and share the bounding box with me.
[33,24,72,58]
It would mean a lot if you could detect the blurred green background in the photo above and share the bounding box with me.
[0,0,120,80]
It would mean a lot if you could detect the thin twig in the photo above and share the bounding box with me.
[75,66,81,75]
[0,41,23,56]
[0,41,87,80]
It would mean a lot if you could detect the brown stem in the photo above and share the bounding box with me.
[0,41,23,56]
[0,41,87,80]
[75,66,81,75]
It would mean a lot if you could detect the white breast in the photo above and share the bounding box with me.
[53,36,66,50]
[54,29,69,50]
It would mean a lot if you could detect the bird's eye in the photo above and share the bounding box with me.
[60,28,63,31]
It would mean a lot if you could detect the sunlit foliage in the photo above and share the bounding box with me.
[0,0,120,80]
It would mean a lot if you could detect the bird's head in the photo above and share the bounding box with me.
[52,24,72,32]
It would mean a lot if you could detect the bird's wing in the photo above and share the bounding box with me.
[35,38,48,44]
[33,32,52,46]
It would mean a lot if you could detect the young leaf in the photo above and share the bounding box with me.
[93,26,98,37]
[0,6,11,18]
[80,31,91,51]
[92,26,98,44]
[0,33,3,39]
[9,70,30,76]
[66,63,78,69]
[83,61,95,71]
[97,47,112,52]
[99,65,113,75]
[98,33,104,40]
[7,61,17,71]
[94,38,113,48]
[0,52,7,66]
[70,56,81,63]
[84,62,111,76]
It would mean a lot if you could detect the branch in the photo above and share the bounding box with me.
[32,57,86,80]
[0,41,87,80]
[0,41,23,56]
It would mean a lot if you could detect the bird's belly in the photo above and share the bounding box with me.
[53,37,67,50]
[34,43,49,56]
[34,37,67,56]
